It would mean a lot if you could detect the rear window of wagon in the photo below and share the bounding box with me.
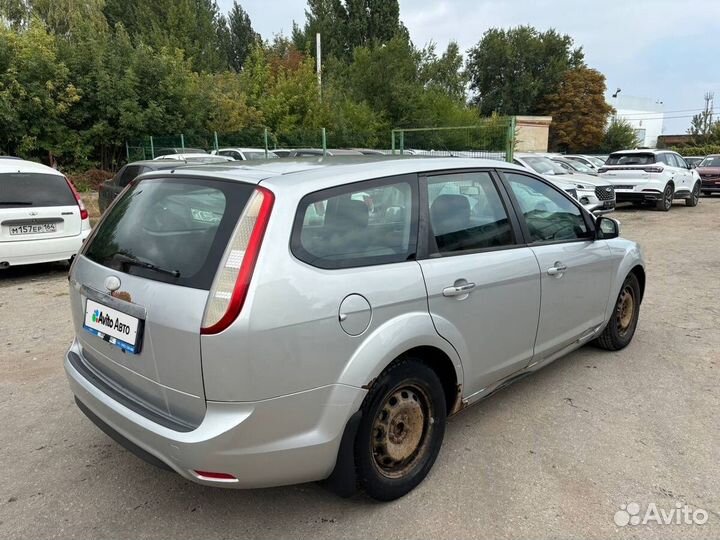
[84,177,253,289]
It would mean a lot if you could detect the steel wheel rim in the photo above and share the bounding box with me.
[371,383,433,479]
[616,286,636,335]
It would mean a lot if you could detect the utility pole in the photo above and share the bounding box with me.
[316,33,322,99]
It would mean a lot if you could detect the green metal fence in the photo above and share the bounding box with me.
[126,128,330,161]
[126,117,516,162]
[390,116,516,162]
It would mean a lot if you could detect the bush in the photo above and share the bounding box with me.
[668,145,720,157]
[67,169,113,192]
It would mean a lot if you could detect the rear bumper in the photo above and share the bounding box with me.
[0,229,90,266]
[65,346,366,489]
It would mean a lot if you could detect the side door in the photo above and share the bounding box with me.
[671,154,691,192]
[500,170,614,361]
[417,170,542,395]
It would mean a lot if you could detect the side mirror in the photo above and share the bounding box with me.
[596,216,620,240]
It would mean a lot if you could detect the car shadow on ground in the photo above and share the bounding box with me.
[0,261,70,283]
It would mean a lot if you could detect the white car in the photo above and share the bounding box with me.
[0,158,91,267]
[598,149,702,211]
[565,155,606,171]
[514,153,616,214]
[213,147,278,160]
[153,153,234,163]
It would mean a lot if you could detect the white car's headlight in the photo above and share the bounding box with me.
[575,183,589,190]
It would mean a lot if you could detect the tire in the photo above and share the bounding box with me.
[595,273,641,351]
[355,358,447,501]
[655,182,673,211]
[685,182,700,207]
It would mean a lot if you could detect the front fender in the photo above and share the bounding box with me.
[337,311,464,390]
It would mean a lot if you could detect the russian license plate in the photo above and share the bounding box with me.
[83,299,142,354]
[9,223,57,235]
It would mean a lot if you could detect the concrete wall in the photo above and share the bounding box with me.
[515,116,552,152]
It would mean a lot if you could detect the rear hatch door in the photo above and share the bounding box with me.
[69,175,256,428]
[0,172,81,242]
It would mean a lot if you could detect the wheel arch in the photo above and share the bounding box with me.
[337,313,464,415]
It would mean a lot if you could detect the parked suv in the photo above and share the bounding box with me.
[1,158,90,267]
[514,153,616,214]
[598,149,701,210]
[64,158,644,501]
[696,154,720,196]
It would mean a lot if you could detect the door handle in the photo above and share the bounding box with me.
[547,262,567,276]
[442,282,476,297]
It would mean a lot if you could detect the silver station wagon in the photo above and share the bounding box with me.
[65,157,645,501]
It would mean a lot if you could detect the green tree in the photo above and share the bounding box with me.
[466,26,585,116]
[601,117,640,153]
[345,0,403,49]
[420,41,467,102]
[300,0,347,60]
[103,0,228,71]
[225,1,258,71]
[543,67,613,152]
[0,20,79,159]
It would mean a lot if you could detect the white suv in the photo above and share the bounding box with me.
[598,150,702,210]
[0,158,91,267]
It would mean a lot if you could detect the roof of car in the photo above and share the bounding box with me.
[140,156,526,193]
[217,147,271,153]
[0,158,64,176]
[609,149,669,154]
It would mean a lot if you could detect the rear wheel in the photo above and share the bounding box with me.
[355,359,446,501]
[685,182,700,207]
[595,273,641,351]
[655,183,673,211]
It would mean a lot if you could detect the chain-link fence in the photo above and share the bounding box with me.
[126,117,516,162]
[390,117,516,162]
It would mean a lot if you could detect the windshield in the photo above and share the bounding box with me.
[84,177,254,289]
[587,156,606,167]
[523,156,568,175]
[606,153,656,165]
[0,172,75,208]
[699,156,720,167]
[558,159,593,173]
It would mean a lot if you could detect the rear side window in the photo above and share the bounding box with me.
[606,153,656,165]
[292,176,417,269]
[0,173,75,208]
[426,171,514,255]
[85,178,254,289]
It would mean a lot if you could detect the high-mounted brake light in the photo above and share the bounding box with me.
[201,187,274,335]
[65,177,89,220]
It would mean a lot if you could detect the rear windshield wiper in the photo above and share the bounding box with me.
[111,252,181,278]
[0,201,33,205]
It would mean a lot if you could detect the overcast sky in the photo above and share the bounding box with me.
[217,0,720,133]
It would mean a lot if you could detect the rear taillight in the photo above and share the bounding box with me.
[643,166,664,173]
[65,177,88,220]
[201,187,274,335]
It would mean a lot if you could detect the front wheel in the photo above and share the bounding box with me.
[595,273,641,351]
[655,183,674,211]
[685,182,700,207]
[355,359,447,501]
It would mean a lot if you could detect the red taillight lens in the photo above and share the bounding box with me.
[201,186,274,335]
[193,470,238,481]
[65,177,89,220]
[643,166,664,173]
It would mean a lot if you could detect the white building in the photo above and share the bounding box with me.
[608,95,665,148]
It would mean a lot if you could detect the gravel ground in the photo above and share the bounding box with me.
[1,199,719,540]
